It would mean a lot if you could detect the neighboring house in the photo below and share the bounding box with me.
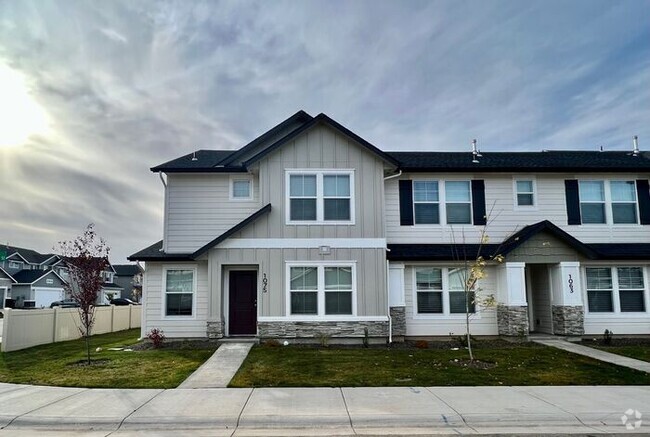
[113,264,144,302]
[129,111,650,341]
[0,244,123,308]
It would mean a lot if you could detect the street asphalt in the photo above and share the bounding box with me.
[0,382,649,435]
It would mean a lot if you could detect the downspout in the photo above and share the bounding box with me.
[158,171,167,188]
[383,170,400,344]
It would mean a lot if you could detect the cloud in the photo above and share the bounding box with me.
[0,0,648,261]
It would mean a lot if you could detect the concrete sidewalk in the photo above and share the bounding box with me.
[0,383,649,435]
[534,338,650,373]
[178,342,253,388]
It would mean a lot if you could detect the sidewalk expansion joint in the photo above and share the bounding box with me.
[339,387,358,435]
[106,388,166,436]
[2,387,89,430]
[230,387,255,437]
[425,387,477,434]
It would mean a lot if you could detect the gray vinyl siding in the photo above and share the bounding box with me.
[506,233,582,263]
[31,273,65,288]
[241,124,386,239]
[9,285,31,304]
[165,173,261,253]
[142,262,209,338]
[208,247,387,319]
[386,172,650,245]
[403,264,498,336]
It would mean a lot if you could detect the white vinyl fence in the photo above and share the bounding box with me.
[1,305,141,352]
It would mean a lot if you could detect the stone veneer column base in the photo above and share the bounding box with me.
[257,321,388,339]
[552,305,584,336]
[497,305,529,336]
[206,320,224,339]
[390,307,406,342]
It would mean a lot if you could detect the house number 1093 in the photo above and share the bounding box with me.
[567,274,574,293]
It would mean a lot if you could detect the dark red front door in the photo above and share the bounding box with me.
[229,270,257,335]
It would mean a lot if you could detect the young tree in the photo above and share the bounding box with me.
[57,224,110,364]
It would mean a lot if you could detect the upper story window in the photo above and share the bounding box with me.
[586,266,646,313]
[415,267,475,315]
[231,177,253,200]
[286,170,354,224]
[579,180,638,224]
[515,179,535,207]
[8,260,23,269]
[412,180,471,225]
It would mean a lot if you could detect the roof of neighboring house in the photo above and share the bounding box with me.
[129,204,273,261]
[0,244,57,264]
[11,269,65,285]
[113,264,143,276]
[150,111,400,173]
[0,267,17,283]
[385,151,650,172]
[102,282,123,290]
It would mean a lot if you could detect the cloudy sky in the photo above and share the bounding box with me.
[0,0,648,263]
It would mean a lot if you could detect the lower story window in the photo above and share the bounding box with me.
[165,269,194,316]
[289,264,355,316]
[415,267,475,315]
[586,266,647,313]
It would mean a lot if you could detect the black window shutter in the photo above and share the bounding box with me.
[636,180,650,225]
[565,180,581,225]
[398,180,414,226]
[471,180,487,225]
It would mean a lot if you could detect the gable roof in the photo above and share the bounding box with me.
[242,113,400,168]
[12,269,66,285]
[113,264,143,276]
[386,151,650,172]
[129,204,272,262]
[498,220,598,259]
[150,150,244,173]
[1,245,56,264]
[0,267,17,283]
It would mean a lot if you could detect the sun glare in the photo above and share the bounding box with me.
[0,64,50,149]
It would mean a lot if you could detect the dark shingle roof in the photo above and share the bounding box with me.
[11,269,53,284]
[102,282,123,289]
[387,244,501,261]
[127,241,194,262]
[0,245,57,264]
[113,264,143,276]
[590,244,650,260]
[150,150,245,173]
[386,151,650,172]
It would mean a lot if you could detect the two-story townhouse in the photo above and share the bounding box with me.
[130,111,650,341]
[0,244,123,308]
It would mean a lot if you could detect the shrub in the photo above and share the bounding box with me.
[362,327,369,348]
[603,329,613,345]
[414,340,429,349]
[147,328,166,348]
[262,339,281,348]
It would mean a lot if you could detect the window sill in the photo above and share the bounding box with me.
[286,221,355,226]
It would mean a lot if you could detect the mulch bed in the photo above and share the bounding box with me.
[580,337,650,347]
[130,339,219,351]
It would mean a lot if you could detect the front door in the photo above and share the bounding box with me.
[228,270,257,335]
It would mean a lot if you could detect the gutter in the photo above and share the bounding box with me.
[383,170,402,181]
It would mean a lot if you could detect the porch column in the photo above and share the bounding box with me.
[551,261,584,336]
[388,263,406,341]
[496,262,529,336]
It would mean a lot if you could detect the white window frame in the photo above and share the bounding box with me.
[410,179,473,226]
[285,169,355,225]
[161,264,198,319]
[8,261,23,269]
[285,261,357,320]
[578,179,640,226]
[412,266,480,319]
[413,180,440,225]
[583,265,649,316]
[513,177,537,210]
[230,175,254,201]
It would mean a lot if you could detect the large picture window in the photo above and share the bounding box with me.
[287,171,354,223]
[165,268,195,316]
[287,263,355,317]
[586,266,647,313]
[415,267,476,315]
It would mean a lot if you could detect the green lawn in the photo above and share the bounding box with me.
[230,342,650,387]
[0,329,216,388]
[591,345,650,363]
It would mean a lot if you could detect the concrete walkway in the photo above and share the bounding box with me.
[178,342,254,389]
[0,383,649,435]
[534,338,650,373]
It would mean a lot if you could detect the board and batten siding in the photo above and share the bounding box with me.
[240,124,387,240]
[386,173,650,245]
[403,264,498,337]
[142,262,209,338]
[165,174,261,253]
[209,247,387,320]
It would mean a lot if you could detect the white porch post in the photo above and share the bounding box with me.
[551,261,584,335]
[496,262,529,336]
[388,263,406,340]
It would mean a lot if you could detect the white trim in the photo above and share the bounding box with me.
[513,176,537,210]
[285,169,356,225]
[219,238,386,249]
[285,261,357,318]
[7,253,29,263]
[223,265,259,337]
[578,179,641,226]
[229,175,254,201]
[411,266,482,320]
[0,286,8,306]
[0,267,17,283]
[409,178,473,226]
[583,265,649,316]
[258,316,388,322]
[161,264,198,320]
[7,260,24,270]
